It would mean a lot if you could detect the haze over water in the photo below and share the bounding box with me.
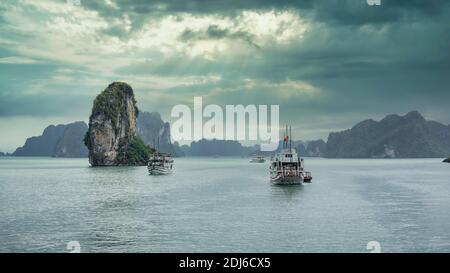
[0,157,449,253]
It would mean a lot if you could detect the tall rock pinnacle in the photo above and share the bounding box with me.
[84,82,151,166]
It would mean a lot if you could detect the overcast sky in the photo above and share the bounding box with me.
[1,0,449,152]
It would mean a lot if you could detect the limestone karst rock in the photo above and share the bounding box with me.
[84,82,151,166]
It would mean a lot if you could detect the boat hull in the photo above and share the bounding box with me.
[250,159,266,163]
[148,166,173,175]
[270,174,303,185]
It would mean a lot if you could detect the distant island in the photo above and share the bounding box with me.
[12,122,88,157]
[325,111,450,158]
[8,109,450,159]
[11,109,183,160]
[444,157,450,163]
[11,111,183,159]
[297,140,327,157]
[178,139,328,157]
[182,111,450,158]
[137,111,184,157]
[184,139,252,156]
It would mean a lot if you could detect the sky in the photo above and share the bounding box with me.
[1,0,450,152]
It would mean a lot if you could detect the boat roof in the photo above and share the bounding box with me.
[279,148,298,155]
[271,148,303,161]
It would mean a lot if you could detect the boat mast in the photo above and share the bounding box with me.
[285,125,288,150]
[290,126,292,152]
[290,126,293,162]
[154,136,160,155]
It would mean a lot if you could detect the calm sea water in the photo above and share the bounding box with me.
[0,157,449,253]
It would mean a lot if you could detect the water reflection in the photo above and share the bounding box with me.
[270,184,304,201]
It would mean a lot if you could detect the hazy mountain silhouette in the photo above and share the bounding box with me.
[326,111,450,158]
[13,122,88,157]
[137,111,184,156]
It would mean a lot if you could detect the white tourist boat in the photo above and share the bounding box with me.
[250,155,266,163]
[147,152,173,175]
[270,126,312,185]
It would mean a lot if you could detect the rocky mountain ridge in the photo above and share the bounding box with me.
[325,111,450,158]
[12,122,88,157]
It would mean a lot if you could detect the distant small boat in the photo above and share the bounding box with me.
[270,126,312,185]
[250,155,266,163]
[148,152,173,175]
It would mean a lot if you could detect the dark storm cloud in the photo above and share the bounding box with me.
[92,0,312,16]
[311,0,449,25]
[179,25,260,48]
[82,0,450,31]
[118,7,450,85]
[85,0,450,94]
[84,0,446,16]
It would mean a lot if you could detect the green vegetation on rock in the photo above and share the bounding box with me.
[83,130,90,148]
[116,136,154,165]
